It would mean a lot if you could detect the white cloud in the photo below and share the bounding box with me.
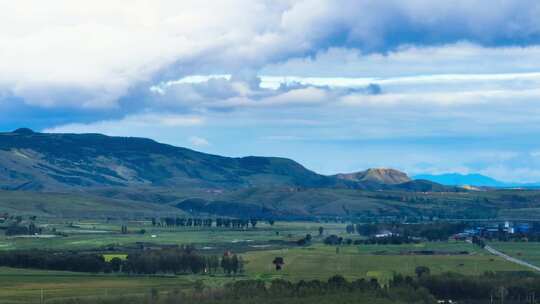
[188,136,211,147]
[9,1,540,182]
[3,1,540,108]
[44,113,204,134]
[263,44,540,77]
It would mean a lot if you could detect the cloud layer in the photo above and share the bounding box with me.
[3,1,540,108]
[4,1,540,182]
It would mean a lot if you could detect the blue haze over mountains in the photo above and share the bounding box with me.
[414,173,540,188]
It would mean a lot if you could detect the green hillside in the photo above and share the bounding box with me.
[0,190,182,218]
[1,129,537,220]
[0,129,338,191]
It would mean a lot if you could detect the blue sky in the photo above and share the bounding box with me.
[2,0,540,182]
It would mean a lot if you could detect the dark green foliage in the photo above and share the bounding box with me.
[5,224,29,236]
[323,235,343,245]
[415,266,431,278]
[353,222,468,241]
[221,254,241,275]
[110,257,122,272]
[0,248,238,275]
[0,250,107,273]
[50,275,437,304]
[272,257,284,270]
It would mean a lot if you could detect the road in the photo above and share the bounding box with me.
[484,245,540,272]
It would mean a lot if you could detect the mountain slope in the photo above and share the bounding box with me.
[0,190,183,217]
[0,129,337,191]
[415,173,537,188]
[335,168,411,185]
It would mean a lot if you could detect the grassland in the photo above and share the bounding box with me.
[243,242,527,283]
[4,186,540,221]
[0,221,347,251]
[0,267,202,304]
[0,190,183,218]
[0,239,531,303]
[488,241,540,267]
[0,219,536,303]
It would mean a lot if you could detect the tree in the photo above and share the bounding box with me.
[221,254,232,275]
[273,257,284,271]
[324,235,343,245]
[110,257,122,272]
[231,254,240,274]
[415,266,431,278]
[208,255,220,274]
[28,222,38,235]
[5,224,28,236]
[318,226,324,236]
[328,275,347,289]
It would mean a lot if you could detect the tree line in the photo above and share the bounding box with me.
[51,274,435,304]
[4,222,42,236]
[348,222,468,241]
[17,265,540,304]
[152,218,261,229]
[0,247,244,275]
[323,234,419,246]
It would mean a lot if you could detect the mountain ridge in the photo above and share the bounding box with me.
[414,173,540,188]
[335,168,411,185]
[0,129,339,191]
[0,129,452,194]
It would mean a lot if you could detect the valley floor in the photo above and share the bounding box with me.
[1,220,537,303]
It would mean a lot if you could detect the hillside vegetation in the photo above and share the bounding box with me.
[1,129,539,219]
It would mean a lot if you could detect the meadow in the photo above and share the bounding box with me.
[0,220,346,251]
[0,218,535,303]
[488,241,540,267]
[243,242,527,283]
[0,241,527,303]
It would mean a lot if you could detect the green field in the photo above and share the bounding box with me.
[244,243,527,282]
[0,267,201,304]
[0,240,531,303]
[0,221,347,251]
[488,241,540,267]
[0,218,537,303]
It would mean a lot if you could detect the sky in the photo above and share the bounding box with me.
[2,0,540,182]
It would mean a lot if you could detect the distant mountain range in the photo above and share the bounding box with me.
[413,173,540,188]
[2,129,539,220]
[0,128,448,193]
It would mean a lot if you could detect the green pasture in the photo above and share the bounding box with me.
[0,240,532,303]
[0,217,538,303]
[0,267,203,304]
[0,221,349,251]
[243,243,528,282]
[488,241,540,267]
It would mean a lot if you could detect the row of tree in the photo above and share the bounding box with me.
[4,222,42,236]
[349,222,468,241]
[151,218,260,229]
[323,234,418,246]
[0,248,244,275]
